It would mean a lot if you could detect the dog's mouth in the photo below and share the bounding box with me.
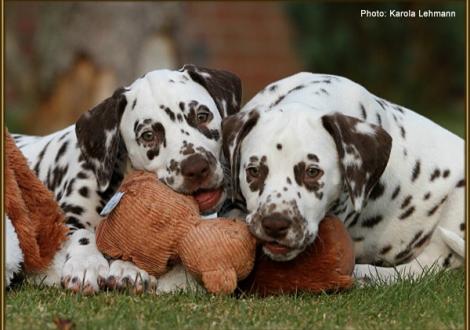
[261,241,304,261]
[262,242,294,255]
[192,188,224,214]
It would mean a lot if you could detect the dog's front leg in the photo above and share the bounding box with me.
[33,229,109,295]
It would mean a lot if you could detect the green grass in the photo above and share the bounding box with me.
[6,269,465,330]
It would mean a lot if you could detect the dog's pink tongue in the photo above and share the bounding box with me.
[264,242,292,255]
[193,189,223,212]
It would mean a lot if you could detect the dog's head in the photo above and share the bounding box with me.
[223,104,391,260]
[76,64,241,212]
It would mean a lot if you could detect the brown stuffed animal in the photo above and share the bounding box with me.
[239,216,355,296]
[5,129,68,284]
[95,171,257,294]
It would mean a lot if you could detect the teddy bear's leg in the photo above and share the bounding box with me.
[201,269,238,294]
[107,260,158,293]
[5,215,24,287]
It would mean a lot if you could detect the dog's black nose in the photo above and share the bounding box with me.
[180,153,210,181]
[262,214,291,239]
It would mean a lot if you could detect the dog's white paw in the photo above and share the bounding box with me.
[106,260,157,293]
[60,230,109,295]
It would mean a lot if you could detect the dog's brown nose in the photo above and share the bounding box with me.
[180,153,210,182]
[262,214,291,239]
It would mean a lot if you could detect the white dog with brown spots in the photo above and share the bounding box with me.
[222,72,464,283]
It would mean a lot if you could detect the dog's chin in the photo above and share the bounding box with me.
[262,245,304,262]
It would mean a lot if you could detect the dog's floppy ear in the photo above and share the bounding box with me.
[76,87,128,191]
[181,64,242,118]
[322,113,392,212]
[222,109,260,202]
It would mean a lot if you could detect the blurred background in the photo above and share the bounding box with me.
[5,1,465,137]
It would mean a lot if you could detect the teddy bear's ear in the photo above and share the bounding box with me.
[201,269,238,294]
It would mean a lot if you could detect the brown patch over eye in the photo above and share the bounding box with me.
[293,161,324,199]
[185,102,218,140]
[246,155,269,195]
[139,122,167,160]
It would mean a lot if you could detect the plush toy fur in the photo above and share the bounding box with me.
[239,216,355,296]
[96,171,257,294]
[5,129,68,283]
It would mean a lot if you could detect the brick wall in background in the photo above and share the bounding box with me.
[180,2,302,102]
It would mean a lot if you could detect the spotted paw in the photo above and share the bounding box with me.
[61,253,109,295]
[60,230,109,295]
[106,260,157,293]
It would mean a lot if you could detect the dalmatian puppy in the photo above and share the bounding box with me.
[10,64,241,293]
[222,72,464,283]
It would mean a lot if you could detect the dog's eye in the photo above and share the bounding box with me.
[141,131,154,142]
[196,109,212,124]
[305,166,322,179]
[246,166,260,178]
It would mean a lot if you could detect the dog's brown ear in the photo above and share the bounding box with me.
[76,87,128,190]
[181,64,242,118]
[222,109,260,202]
[322,113,392,212]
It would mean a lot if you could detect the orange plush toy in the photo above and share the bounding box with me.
[95,171,257,294]
[95,171,355,296]
[239,216,355,296]
[5,129,69,286]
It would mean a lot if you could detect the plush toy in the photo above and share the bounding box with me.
[95,171,355,296]
[239,216,355,296]
[95,171,257,294]
[5,129,69,286]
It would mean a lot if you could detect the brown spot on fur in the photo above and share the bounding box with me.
[415,232,432,248]
[409,230,423,247]
[391,185,400,200]
[307,153,319,162]
[359,103,367,120]
[181,142,195,155]
[277,144,282,150]
[399,206,415,220]
[369,181,385,200]
[401,195,412,209]
[411,160,420,182]
[395,248,412,261]
[164,107,176,121]
[380,245,392,255]
[361,215,383,228]
[348,214,360,228]
[430,169,441,181]
[442,253,453,268]
[427,195,448,216]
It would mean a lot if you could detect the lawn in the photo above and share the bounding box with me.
[5,269,465,330]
